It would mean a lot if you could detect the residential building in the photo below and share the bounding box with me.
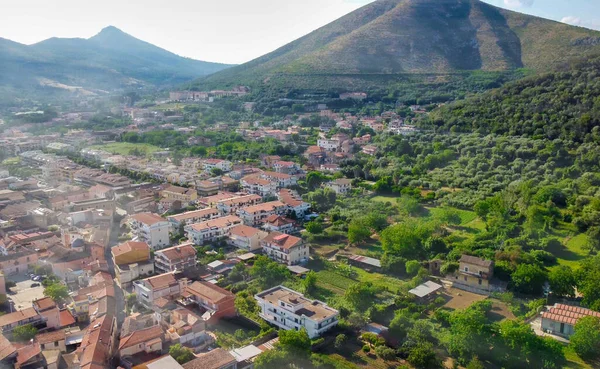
[255,286,338,339]
[75,314,118,369]
[183,348,237,369]
[327,179,352,195]
[216,194,262,215]
[227,225,269,251]
[118,325,164,358]
[198,192,239,208]
[161,185,198,205]
[261,232,309,266]
[36,330,67,352]
[160,309,212,347]
[317,139,341,152]
[304,146,326,166]
[185,216,243,245]
[262,215,297,234]
[240,176,277,197]
[278,189,310,217]
[237,201,289,226]
[154,243,197,273]
[195,180,221,197]
[168,208,220,228]
[453,255,494,293]
[128,213,171,250]
[272,161,301,174]
[133,273,188,308]
[0,308,44,334]
[203,159,233,173]
[541,304,600,339]
[260,171,298,189]
[361,145,378,156]
[112,241,154,288]
[183,281,237,324]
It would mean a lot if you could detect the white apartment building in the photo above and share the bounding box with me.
[326,179,352,195]
[260,172,298,189]
[203,159,233,173]
[278,189,311,218]
[272,161,301,175]
[317,139,341,152]
[128,213,171,250]
[216,194,262,215]
[255,286,339,339]
[167,208,220,228]
[154,243,197,274]
[227,225,269,251]
[237,201,289,226]
[185,215,242,245]
[240,176,278,197]
[133,272,188,308]
[261,232,309,266]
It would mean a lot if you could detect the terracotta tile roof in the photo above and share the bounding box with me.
[273,161,296,167]
[16,342,41,366]
[238,201,286,214]
[0,334,16,361]
[188,215,241,231]
[186,281,235,305]
[264,215,294,227]
[541,303,600,326]
[218,194,262,206]
[163,185,194,195]
[278,189,304,207]
[144,273,177,290]
[112,241,150,258]
[460,255,493,268]
[183,348,236,369]
[60,309,76,327]
[305,146,325,155]
[241,176,272,186]
[33,297,57,311]
[170,208,219,222]
[130,213,166,226]
[0,307,40,328]
[261,171,292,180]
[228,225,263,238]
[118,325,164,350]
[36,330,66,344]
[79,315,114,369]
[262,232,303,250]
[156,244,197,262]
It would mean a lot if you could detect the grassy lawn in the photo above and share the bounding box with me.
[371,194,400,204]
[548,233,590,270]
[427,207,478,225]
[90,142,162,157]
[563,346,594,369]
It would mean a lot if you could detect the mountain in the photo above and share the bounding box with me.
[0,26,232,100]
[422,54,600,143]
[193,0,600,92]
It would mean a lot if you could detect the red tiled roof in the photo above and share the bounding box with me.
[541,303,600,326]
[118,325,164,350]
[130,213,166,226]
[239,201,286,214]
[262,232,303,250]
[183,348,236,369]
[170,208,219,222]
[264,215,294,227]
[16,342,41,366]
[60,309,76,327]
[189,215,241,231]
[228,225,263,238]
[0,308,39,328]
[36,330,66,344]
[186,281,235,305]
[112,241,150,258]
[33,297,56,311]
[144,273,177,290]
[0,334,16,361]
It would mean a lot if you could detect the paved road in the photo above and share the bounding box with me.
[107,216,126,327]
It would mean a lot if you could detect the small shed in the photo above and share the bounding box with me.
[347,254,382,272]
[409,281,443,302]
[287,265,310,277]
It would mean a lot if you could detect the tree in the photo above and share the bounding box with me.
[397,196,422,216]
[549,265,576,298]
[44,282,69,303]
[169,343,195,364]
[345,282,377,312]
[510,264,547,295]
[334,334,347,350]
[466,357,484,369]
[405,260,421,276]
[303,188,337,213]
[250,256,290,288]
[279,328,311,353]
[571,316,600,360]
[305,221,323,234]
[348,218,371,244]
[375,345,396,361]
[407,341,437,369]
[302,271,318,295]
[13,324,37,341]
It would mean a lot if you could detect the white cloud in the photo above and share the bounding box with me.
[561,16,582,26]
[504,0,534,7]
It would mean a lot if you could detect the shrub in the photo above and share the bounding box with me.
[362,345,371,353]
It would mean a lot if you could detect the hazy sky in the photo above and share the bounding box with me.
[1,0,599,65]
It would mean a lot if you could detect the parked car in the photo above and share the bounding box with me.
[32,276,41,282]
[30,283,40,288]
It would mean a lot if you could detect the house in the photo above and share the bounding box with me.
[237,201,289,226]
[133,273,188,308]
[185,215,243,245]
[118,325,164,358]
[183,348,237,369]
[128,213,171,250]
[317,139,341,152]
[453,255,494,293]
[272,161,301,175]
[361,145,378,156]
[326,179,352,195]
[168,208,220,228]
[255,286,338,339]
[161,185,198,205]
[36,330,67,352]
[72,314,117,369]
[195,180,221,197]
[161,309,212,347]
[0,308,44,334]
[0,333,17,366]
[240,176,277,197]
[132,355,185,369]
[278,189,310,217]
[203,159,233,173]
[303,146,326,166]
[112,241,154,288]
[260,171,298,189]
[15,342,45,369]
[182,281,237,324]
[227,225,269,251]
[198,192,240,208]
[33,297,61,330]
[261,232,309,266]
[154,243,197,274]
[541,304,600,339]
[262,215,297,234]
[216,194,262,215]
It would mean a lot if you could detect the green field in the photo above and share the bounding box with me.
[90,142,162,157]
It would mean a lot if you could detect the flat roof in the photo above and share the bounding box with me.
[409,281,443,298]
[256,286,338,322]
[229,345,263,362]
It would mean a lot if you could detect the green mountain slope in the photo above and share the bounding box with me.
[193,0,600,91]
[0,26,232,100]
[423,55,600,143]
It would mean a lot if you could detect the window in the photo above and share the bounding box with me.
[54,342,59,347]
[464,267,469,272]
[478,279,482,285]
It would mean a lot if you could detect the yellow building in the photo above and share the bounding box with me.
[161,185,198,204]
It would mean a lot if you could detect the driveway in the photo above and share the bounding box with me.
[8,276,46,312]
